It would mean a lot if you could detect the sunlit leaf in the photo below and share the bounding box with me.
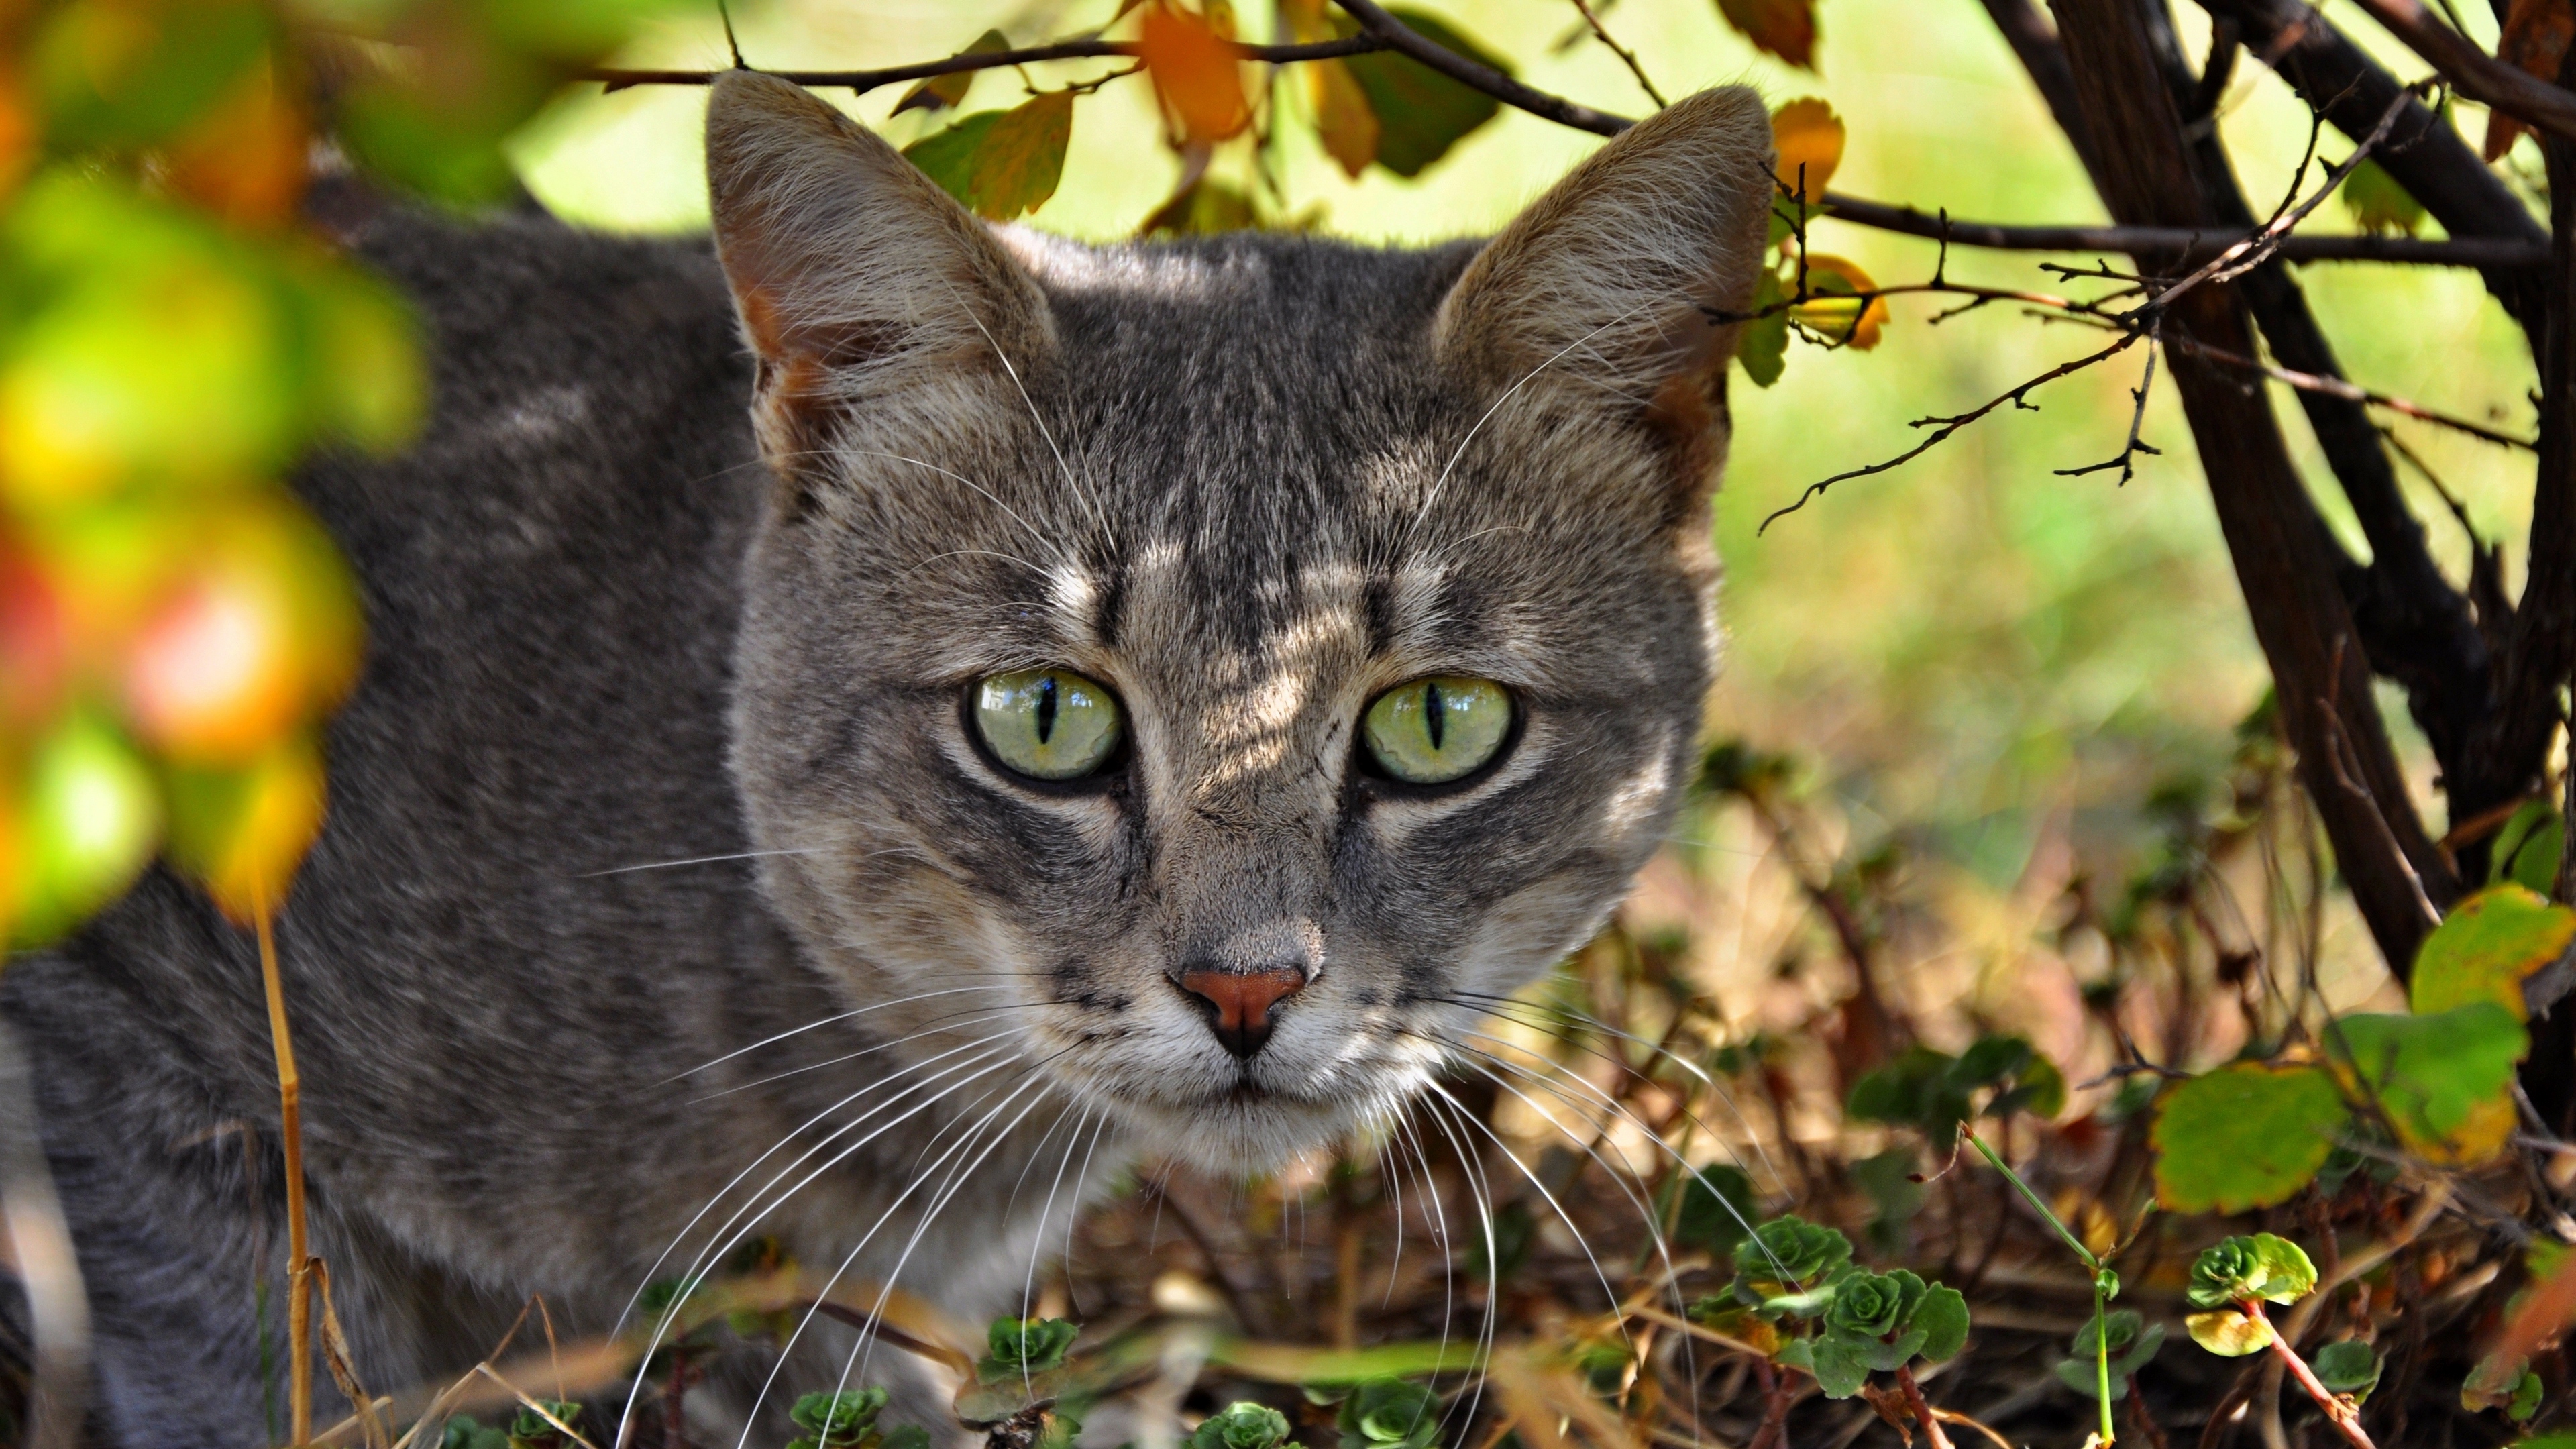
[1770,97,1841,203]
[31,0,274,150]
[2412,884,2575,1021]
[164,727,327,924]
[10,708,160,945]
[2491,801,2565,898]
[1715,0,1819,70]
[894,30,1012,116]
[1338,10,1505,178]
[1142,3,1250,142]
[1308,58,1380,178]
[2184,1308,2273,1357]
[1737,270,1788,387]
[903,93,1074,221]
[2340,158,2426,237]
[2150,1061,2344,1212]
[119,496,361,764]
[2328,1004,2527,1162]
[1790,255,1887,350]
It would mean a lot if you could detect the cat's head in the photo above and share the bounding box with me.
[704,72,1772,1171]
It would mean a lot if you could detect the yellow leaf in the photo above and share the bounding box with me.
[1770,97,1841,203]
[1307,58,1378,178]
[164,728,326,924]
[1141,3,1250,142]
[1790,254,1888,350]
[2412,884,2576,1021]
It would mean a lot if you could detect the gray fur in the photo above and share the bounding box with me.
[1,74,1773,1447]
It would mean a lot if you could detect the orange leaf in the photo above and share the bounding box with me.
[2486,0,2575,159]
[1140,3,1250,142]
[1717,0,1819,71]
[166,60,308,229]
[1791,254,1888,350]
[1309,58,1379,178]
[165,729,326,926]
[1770,97,1841,203]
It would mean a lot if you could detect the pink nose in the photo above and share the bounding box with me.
[1177,968,1307,1059]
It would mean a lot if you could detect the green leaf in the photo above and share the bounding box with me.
[1336,10,1507,177]
[895,30,1013,115]
[901,93,1074,221]
[1801,1332,1873,1399]
[1849,1148,1927,1255]
[1732,1215,1851,1313]
[2150,1063,2345,1213]
[983,1318,1080,1375]
[790,1390,888,1446]
[1190,1402,1299,1449]
[2054,1357,2131,1401]
[1140,178,1259,237]
[1676,1165,1760,1257]
[1737,270,1789,387]
[2188,1234,2315,1309]
[2329,1004,2528,1158]
[2313,1340,2381,1402]
[2340,157,2426,237]
[31,1,272,149]
[2512,1371,2548,1423]
[2412,884,2576,1021]
[1335,1379,1439,1449]
[1847,1045,1964,1135]
[1910,1284,1970,1362]
[2504,808,2565,896]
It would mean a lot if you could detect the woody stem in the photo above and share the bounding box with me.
[2243,1301,2375,1449]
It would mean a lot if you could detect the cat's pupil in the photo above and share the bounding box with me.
[1036,674,1059,744]
[1425,680,1446,751]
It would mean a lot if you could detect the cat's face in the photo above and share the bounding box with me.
[705,74,1773,1171]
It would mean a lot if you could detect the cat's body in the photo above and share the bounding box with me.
[1,75,1774,1447]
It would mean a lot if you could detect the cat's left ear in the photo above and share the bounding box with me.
[704,71,1054,470]
[1433,87,1774,427]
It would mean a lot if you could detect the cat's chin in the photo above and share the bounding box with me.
[1091,1085,1393,1177]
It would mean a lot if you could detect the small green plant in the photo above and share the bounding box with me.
[1190,1401,1301,1449]
[2186,1236,2376,1448]
[981,1317,1081,1378]
[1336,1379,1440,1449]
[1729,1214,1853,1318]
[785,1388,927,1449]
[1772,1265,1970,1399]
[2052,1309,2164,1401]
[441,1416,509,1449]
[1846,1034,2066,1143]
[506,1401,584,1449]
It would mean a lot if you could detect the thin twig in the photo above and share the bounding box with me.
[581,35,1386,93]
[2165,333,2536,449]
[1565,0,1666,107]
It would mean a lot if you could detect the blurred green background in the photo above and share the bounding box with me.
[515,0,2538,955]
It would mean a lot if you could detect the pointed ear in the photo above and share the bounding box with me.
[1433,87,1774,419]
[704,71,1053,470]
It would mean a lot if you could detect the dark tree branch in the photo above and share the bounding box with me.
[2347,0,2576,142]
[2198,0,2549,339]
[581,34,1389,93]
[2053,0,2448,969]
[1975,0,2111,191]
[1330,0,1629,136]
[1820,191,2546,265]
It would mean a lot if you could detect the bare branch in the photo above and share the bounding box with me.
[2054,327,2164,484]
[1328,0,1631,136]
[1821,192,2546,266]
[581,34,1387,95]
[2167,333,2538,449]
[2346,0,2576,143]
[1565,0,1665,109]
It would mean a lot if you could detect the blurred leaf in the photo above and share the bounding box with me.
[2328,1004,2526,1162]
[120,496,360,763]
[10,708,158,945]
[0,532,70,732]
[164,726,326,924]
[1737,270,1788,386]
[294,261,426,453]
[894,30,1012,115]
[1142,3,1250,142]
[1336,1378,1438,1449]
[165,61,307,229]
[789,1388,887,1446]
[1308,58,1379,178]
[1849,1147,1925,1255]
[2340,158,2425,237]
[1190,1403,1298,1449]
[1715,0,1819,70]
[2150,1062,2343,1212]
[2412,884,2575,1021]
[2485,0,2576,159]
[903,93,1074,221]
[1770,97,1841,203]
[1790,254,1886,350]
[1142,178,1256,236]
[1338,10,1505,178]
[2314,1340,2381,1401]
[1675,1163,1759,1256]
[2491,801,2565,897]
[1464,1198,1534,1281]
[31,0,274,150]
[983,1317,1079,1377]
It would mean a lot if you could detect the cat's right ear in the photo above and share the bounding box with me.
[704,72,1054,475]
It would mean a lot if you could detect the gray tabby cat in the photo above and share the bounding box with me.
[0,70,1772,1446]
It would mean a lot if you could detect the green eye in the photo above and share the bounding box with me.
[974,668,1124,781]
[1362,676,1513,786]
